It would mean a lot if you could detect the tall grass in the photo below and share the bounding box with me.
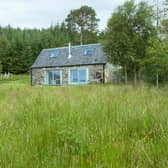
[0,76,168,167]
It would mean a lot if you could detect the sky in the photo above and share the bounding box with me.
[0,0,146,30]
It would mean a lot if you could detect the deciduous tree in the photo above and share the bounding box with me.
[104,0,156,84]
[144,38,168,87]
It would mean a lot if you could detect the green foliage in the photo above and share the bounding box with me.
[0,62,2,73]
[65,5,99,44]
[159,0,168,34]
[0,24,70,74]
[0,78,168,167]
[160,0,168,35]
[161,19,168,33]
[104,0,156,80]
[144,38,168,83]
[0,12,100,74]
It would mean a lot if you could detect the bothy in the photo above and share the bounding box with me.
[31,43,119,86]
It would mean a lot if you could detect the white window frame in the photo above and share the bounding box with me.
[68,68,89,85]
[44,69,62,85]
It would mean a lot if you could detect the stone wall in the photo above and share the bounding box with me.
[31,64,105,85]
[104,63,121,83]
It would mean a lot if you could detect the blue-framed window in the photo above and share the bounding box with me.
[45,70,62,85]
[70,69,88,84]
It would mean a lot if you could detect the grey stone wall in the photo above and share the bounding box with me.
[31,64,105,85]
[104,63,121,83]
[31,68,44,85]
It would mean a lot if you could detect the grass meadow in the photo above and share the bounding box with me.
[0,76,168,167]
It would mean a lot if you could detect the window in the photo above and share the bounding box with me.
[50,50,60,58]
[46,70,61,85]
[83,48,95,56]
[71,70,78,83]
[79,70,87,82]
[70,69,88,84]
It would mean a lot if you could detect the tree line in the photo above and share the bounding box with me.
[0,6,100,74]
[0,1,168,86]
[104,0,168,86]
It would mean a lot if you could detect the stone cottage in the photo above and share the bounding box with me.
[31,43,118,85]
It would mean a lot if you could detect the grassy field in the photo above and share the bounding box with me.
[0,76,168,167]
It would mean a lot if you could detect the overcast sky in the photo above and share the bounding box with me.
[0,0,146,30]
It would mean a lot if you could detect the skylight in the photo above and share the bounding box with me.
[50,50,60,58]
[83,48,95,56]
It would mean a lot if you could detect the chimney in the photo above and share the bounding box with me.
[68,42,72,59]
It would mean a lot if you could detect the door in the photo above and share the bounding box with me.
[48,70,61,85]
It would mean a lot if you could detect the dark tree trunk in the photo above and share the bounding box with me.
[124,65,128,84]
[138,69,141,81]
[156,73,159,88]
[80,28,83,45]
[118,75,121,84]
[134,68,137,85]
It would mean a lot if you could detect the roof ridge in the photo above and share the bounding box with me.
[43,43,101,51]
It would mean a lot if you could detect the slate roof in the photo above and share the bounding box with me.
[31,43,107,68]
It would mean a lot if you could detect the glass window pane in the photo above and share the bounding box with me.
[79,70,86,82]
[50,50,60,58]
[54,70,60,80]
[48,71,53,85]
[48,70,61,85]
[56,79,60,85]
[84,48,94,56]
[71,70,78,83]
